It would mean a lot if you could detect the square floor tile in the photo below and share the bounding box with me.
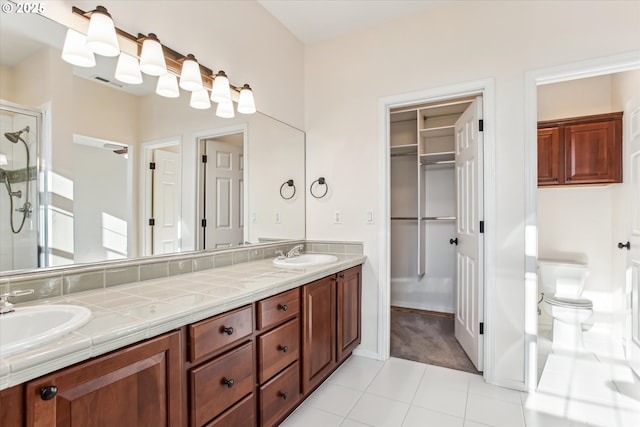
[327,355,384,391]
[347,393,410,427]
[280,404,343,427]
[340,419,372,427]
[422,364,476,393]
[465,393,525,427]
[304,382,363,417]
[468,375,523,404]
[365,357,425,403]
[412,381,467,418]
[402,406,464,427]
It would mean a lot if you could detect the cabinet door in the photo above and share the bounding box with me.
[25,331,182,427]
[564,120,622,184]
[301,276,336,394]
[537,127,563,185]
[336,266,362,363]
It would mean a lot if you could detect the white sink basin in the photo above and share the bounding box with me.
[0,305,92,358]
[273,254,338,268]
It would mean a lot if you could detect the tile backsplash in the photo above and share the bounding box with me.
[0,240,363,304]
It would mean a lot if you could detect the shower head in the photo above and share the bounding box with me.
[4,126,30,144]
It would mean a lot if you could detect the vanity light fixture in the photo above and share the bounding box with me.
[216,100,235,118]
[237,84,257,114]
[85,6,119,57]
[139,33,167,76]
[179,54,203,91]
[61,29,96,67]
[156,73,180,98]
[114,52,143,84]
[211,71,231,103]
[190,88,211,109]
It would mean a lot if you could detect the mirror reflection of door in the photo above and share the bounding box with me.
[200,132,245,249]
[144,143,181,256]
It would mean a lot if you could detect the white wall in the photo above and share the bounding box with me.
[304,0,640,387]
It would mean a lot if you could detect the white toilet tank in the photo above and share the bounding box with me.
[538,259,589,298]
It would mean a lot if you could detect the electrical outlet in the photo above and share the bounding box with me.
[366,209,375,224]
[275,212,281,224]
[334,211,341,224]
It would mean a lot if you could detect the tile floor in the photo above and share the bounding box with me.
[281,330,640,427]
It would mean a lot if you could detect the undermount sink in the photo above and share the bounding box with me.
[273,254,338,268]
[0,305,92,358]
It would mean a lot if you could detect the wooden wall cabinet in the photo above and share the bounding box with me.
[538,112,623,186]
[24,331,182,427]
[302,265,362,394]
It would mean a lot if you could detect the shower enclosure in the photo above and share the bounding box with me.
[0,102,41,271]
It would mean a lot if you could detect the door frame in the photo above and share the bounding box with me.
[523,50,640,390]
[377,78,496,383]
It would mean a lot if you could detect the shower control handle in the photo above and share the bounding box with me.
[618,241,631,250]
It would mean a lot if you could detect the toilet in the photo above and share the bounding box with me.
[538,259,593,353]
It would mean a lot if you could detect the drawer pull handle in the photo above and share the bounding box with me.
[278,345,289,353]
[279,391,288,400]
[40,385,58,401]
[223,378,235,388]
[222,326,234,335]
[278,304,288,311]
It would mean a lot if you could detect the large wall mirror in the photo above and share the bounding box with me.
[0,10,305,275]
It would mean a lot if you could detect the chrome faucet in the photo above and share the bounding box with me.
[286,244,304,258]
[0,289,34,315]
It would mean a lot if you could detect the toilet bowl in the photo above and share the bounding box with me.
[538,259,593,353]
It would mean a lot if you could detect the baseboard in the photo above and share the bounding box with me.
[353,347,383,360]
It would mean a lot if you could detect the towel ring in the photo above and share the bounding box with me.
[280,179,296,200]
[310,177,328,199]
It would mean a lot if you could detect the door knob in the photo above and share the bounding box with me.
[618,241,631,250]
[449,238,458,245]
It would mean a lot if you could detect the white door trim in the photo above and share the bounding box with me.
[377,78,497,384]
[523,50,640,391]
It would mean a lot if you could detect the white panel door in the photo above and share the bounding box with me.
[627,104,640,377]
[152,149,180,255]
[204,140,243,248]
[454,96,484,371]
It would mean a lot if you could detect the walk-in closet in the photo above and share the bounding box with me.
[389,95,484,373]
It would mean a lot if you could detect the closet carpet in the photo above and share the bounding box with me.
[390,306,481,375]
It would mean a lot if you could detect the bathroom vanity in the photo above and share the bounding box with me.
[0,255,363,427]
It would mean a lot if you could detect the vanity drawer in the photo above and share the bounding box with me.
[189,305,253,361]
[259,361,300,427]
[256,288,299,330]
[190,342,255,427]
[204,394,256,427]
[257,317,299,383]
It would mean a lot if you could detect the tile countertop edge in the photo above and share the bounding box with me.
[0,255,366,391]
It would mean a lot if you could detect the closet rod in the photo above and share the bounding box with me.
[390,152,417,158]
[421,160,455,166]
[391,217,419,220]
[421,216,456,221]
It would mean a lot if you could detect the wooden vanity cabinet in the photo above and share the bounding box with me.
[302,265,362,394]
[24,331,182,427]
[538,112,623,186]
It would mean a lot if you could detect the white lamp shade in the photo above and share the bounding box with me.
[140,35,167,76]
[190,88,211,109]
[210,71,231,103]
[216,99,235,118]
[237,85,256,114]
[61,29,96,68]
[179,56,203,91]
[0,153,7,166]
[115,52,143,84]
[156,73,180,98]
[86,8,120,57]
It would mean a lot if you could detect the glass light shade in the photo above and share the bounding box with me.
[61,29,96,68]
[0,153,7,166]
[190,88,211,109]
[140,34,167,76]
[179,55,203,91]
[114,52,143,84]
[210,71,231,103]
[216,99,235,118]
[85,7,120,57]
[237,84,256,114]
[156,73,180,98]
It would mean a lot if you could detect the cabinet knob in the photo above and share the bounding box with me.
[223,378,235,388]
[339,273,345,279]
[278,345,289,353]
[278,304,288,311]
[618,241,631,250]
[40,385,58,401]
[279,391,288,400]
[222,326,234,335]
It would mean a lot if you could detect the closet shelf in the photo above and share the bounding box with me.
[420,152,455,164]
[391,144,418,155]
[390,216,456,221]
[419,125,454,138]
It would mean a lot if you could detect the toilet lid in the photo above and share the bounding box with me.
[543,295,593,309]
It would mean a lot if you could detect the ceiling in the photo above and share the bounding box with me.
[257,0,445,45]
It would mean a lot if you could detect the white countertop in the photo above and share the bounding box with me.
[0,254,365,390]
